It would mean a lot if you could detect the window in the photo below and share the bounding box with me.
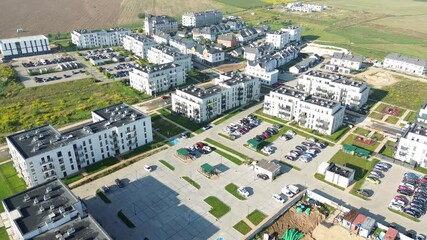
[68,151,72,157]
[69,158,73,164]
[60,165,65,171]
[89,139,92,144]
[71,165,75,170]
[59,159,64,164]
[57,151,63,157]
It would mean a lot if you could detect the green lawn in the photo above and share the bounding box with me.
[182,176,201,189]
[0,162,27,212]
[380,141,396,158]
[157,108,203,132]
[404,111,417,123]
[233,220,252,235]
[0,227,7,240]
[369,112,385,120]
[204,196,231,218]
[151,115,185,138]
[353,127,371,136]
[247,209,267,226]
[159,160,175,171]
[121,135,165,159]
[85,157,119,175]
[214,149,244,166]
[204,138,248,160]
[254,108,289,125]
[342,134,379,152]
[385,116,399,125]
[213,109,243,125]
[215,0,271,8]
[63,174,84,185]
[96,189,112,203]
[117,210,136,228]
[225,183,246,200]
[374,103,388,112]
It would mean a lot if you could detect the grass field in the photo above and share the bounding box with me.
[214,149,244,165]
[159,160,175,171]
[385,116,399,125]
[233,220,252,234]
[247,209,267,225]
[225,183,246,200]
[85,157,119,175]
[215,0,271,9]
[157,108,203,132]
[0,162,27,212]
[353,127,370,136]
[342,134,379,152]
[204,138,248,160]
[404,111,417,123]
[182,176,201,189]
[369,112,384,121]
[0,227,7,240]
[204,196,231,218]
[151,115,185,138]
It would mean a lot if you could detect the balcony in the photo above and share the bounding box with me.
[40,159,54,166]
[315,123,329,130]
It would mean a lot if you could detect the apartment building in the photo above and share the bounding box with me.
[191,44,225,65]
[329,52,363,70]
[263,86,345,135]
[225,20,246,31]
[182,10,223,28]
[297,71,370,109]
[244,43,275,61]
[217,34,237,48]
[152,31,171,45]
[122,34,157,59]
[129,63,185,95]
[272,45,300,67]
[1,179,111,240]
[281,26,302,42]
[144,14,178,35]
[192,23,231,41]
[0,35,50,60]
[266,30,290,49]
[286,2,327,12]
[169,36,197,54]
[71,28,132,49]
[246,56,279,85]
[147,44,192,72]
[383,53,427,76]
[236,28,261,43]
[395,124,427,167]
[417,101,427,127]
[172,71,261,123]
[6,103,153,187]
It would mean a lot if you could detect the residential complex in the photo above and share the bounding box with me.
[266,30,290,50]
[281,26,302,42]
[182,10,223,28]
[6,103,153,187]
[244,43,274,61]
[0,35,50,60]
[171,71,261,123]
[297,71,370,109]
[71,28,132,49]
[191,44,225,65]
[169,36,197,54]
[395,124,427,168]
[325,52,363,73]
[147,44,192,72]
[217,34,237,48]
[383,53,427,76]
[122,34,158,59]
[144,14,178,35]
[192,23,231,41]
[129,63,185,95]
[1,179,111,240]
[286,2,328,12]
[263,86,345,135]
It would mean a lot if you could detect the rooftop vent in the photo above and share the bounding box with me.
[50,205,55,210]
[46,186,52,193]
[33,198,39,205]
[38,205,45,213]
[59,206,65,214]
[23,194,31,202]
[43,194,51,201]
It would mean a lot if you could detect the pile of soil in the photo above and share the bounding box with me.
[265,206,325,240]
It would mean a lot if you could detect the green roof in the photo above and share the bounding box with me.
[247,138,261,146]
[201,163,215,173]
[343,144,357,151]
[355,148,371,156]
[177,148,190,156]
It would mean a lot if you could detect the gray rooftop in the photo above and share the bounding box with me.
[180,85,223,99]
[33,215,111,240]
[134,62,181,74]
[183,10,222,17]
[406,124,427,137]
[73,28,131,34]
[273,86,340,109]
[2,180,79,235]
[220,71,258,86]
[386,53,427,67]
[127,34,156,44]
[255,159,280,173]
[151,44,185,57]
[0,35,48,44]
[306,70,366,88]
[327,163,355,178]
[7,103,148,159]
[146,14,178,24]
[332,52,363,63]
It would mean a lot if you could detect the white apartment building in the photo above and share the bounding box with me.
[192,44,225,65]
[182,10,223,28]
[1,179,111,240]
[383,53,427,76]
[122,34,157,59]
[266,30,290,50]
[417,101,427,127]
[244,43,275,61]
[129,63,185,96]
[246,56,279,85]
[169,36,197,54]
[330,52,363,70]
[144,14,178,35]
[0,35,50,60]
[71,28,132,49]
[147,44,192,73]
[172,71,261,123]
[236,28,260,43]
[272,45,300,67]
[297,71,370,109]
[281,26,302,42]
[263,86,345,135]
[395,124,427,167]
[6,103,153,187]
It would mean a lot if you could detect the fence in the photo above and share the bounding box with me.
[375,153,415,169]
[305,189,350,213]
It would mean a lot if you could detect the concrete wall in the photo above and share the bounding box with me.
[305,189,350,212]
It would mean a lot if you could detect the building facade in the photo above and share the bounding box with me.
[1,179,111,240]
[147,44,192,72]
[244,43,275,61]
[0,35,50,60]
[245,56,279,85]
[263,86,345,135]
[122,34,157,59]
[266,30,290,50]
[169,36,197,54]
[281,26,302,42]
[129,63,185,96]
[182,10,223,28]
[297,71,370,109]
[217,34,237,48]
[71,28,132,49]
[6,103,153,187]
[191,44,225,65]
[395,124,427,168]
[417,101,427,127]
[144,14,178,35]
[383,53,426,76]
[330,52,363,70]
[171,72,261,123]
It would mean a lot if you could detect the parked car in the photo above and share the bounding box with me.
[280,134,291,141]
[272,194,285,204]
[286,130,296,136]
[389,202,403,211]
[295,145,307,151]
[316,142,328,149]
[416,234,426,240]
[282,188,295,198]
[257,173,269,180]
[202,146,212,153]
[202,125,212,130]
[100,185,110,193]
[366,176,381,184]
[144,165,152,172]
[237,187,250,198]
[285,155,296,161]
[356,189,370,197]
[115,178,125,188]
[370,171,384,178]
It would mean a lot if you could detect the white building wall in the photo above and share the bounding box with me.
[0,35,50,59]
[129,65,185,95]
[383,58,426,76]
[122,35,157,59]
[71,29,132,49]
[147,47,192,73]
[395,128,427,167]
[266,32,290,50]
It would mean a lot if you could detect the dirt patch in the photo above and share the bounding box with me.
[264,206,325,240]
[355,68,399,88]
[0,0,121,38]
[312,223,365,240]
[215,62,246,73]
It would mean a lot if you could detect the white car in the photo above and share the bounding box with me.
[144,165,152,172]
[282,188,295,198]
[261,147,273,155]
[202,146,212,153]
[272,194,285,204]
[237,187,250,198]
[202,125,212,130]
[389,201,403,211]
[180,133,188,139]
[286,130,296,136]
[306,149,317,155]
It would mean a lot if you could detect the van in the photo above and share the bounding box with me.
[286,184,300,194]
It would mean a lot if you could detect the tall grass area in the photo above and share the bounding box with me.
[215,0,272,9]
[0,162,27,212]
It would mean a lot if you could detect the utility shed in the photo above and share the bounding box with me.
[351,214,366,233]
[342,209,358,229]
[324,163,355,188]
[383,227,398,240]
[253,159,281,180]
[247,139,262,150]
[177,148,192,160]
[359,216,376,238]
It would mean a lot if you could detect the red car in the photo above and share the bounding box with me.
[195,142,205,149]
[262,133,270,139]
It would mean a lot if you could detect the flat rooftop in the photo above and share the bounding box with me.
[305,70,366,88]
[407,124,427,137]
[273,86,307,99]
[2,180,78,235]
[220,71,258,86]
[7,103,148,159]
[386,53,427,67]
[255,159,280,172]
[327,163,355,178]
[33,215,111,240]
[127,34,155,43]
[151,45,185,57]
[73,28,131,34]
[134,62,181,74]
[0,35,48,43]
[180,85,223,99]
